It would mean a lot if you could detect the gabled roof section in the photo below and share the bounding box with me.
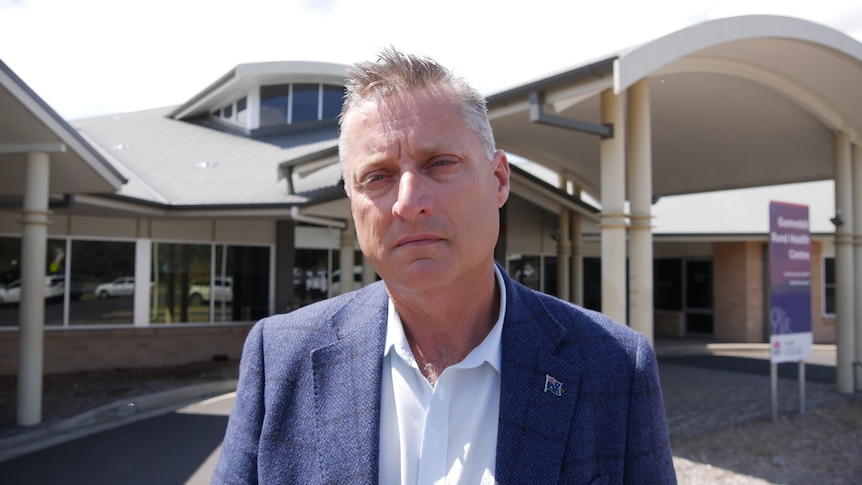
[168,61,349,120]
[0,58,126,196]
[74,107,339,208]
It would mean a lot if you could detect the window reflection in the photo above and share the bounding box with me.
[70,240,135,325]
[0,237,272,326]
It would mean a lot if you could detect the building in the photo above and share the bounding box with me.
[2,15,862,425]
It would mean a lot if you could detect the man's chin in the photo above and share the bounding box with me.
[386,260,450,287]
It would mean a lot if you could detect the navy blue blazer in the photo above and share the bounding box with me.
[213,269,676,484]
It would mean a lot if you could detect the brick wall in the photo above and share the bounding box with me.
[714,240,834,344]
[714,241,765,342]
[0,324,253,375]
[809,241,836,343]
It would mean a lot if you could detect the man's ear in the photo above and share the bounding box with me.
[492,150,511,208]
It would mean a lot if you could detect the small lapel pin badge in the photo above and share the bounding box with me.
[544,374,564,396]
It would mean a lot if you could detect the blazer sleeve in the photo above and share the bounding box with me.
[624,335,677,484]
[212,321,266,484]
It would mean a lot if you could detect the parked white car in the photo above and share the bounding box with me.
[94,276,135,298]
[188,276,233,305]
[0,276,75,305]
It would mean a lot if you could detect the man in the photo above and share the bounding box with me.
[213,48,676,484]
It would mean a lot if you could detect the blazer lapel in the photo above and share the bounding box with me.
[495,276,584,485]
[310,285,388,484]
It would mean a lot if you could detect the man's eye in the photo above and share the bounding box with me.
[360,173,389,190]
[430,158,457,168]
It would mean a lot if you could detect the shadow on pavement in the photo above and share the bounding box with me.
[0,412,227,485]
[659,355,836,383]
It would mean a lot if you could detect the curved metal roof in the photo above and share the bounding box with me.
[487,15,862,199]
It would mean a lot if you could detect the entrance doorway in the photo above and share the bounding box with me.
[685,260,714,334]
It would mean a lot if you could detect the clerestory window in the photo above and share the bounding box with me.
[259,83,345,128]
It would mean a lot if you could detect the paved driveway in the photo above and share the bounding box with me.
[0,393,235,484]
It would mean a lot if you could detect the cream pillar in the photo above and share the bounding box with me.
[600,89,627,323]
[834,132,855,394]
[853,143,862,391]
[134,239,152,327]
[17,151,51,426]
[570,205,583,306]
[557,204,571,301]
[338,218,356,295]
[627,79,654,345]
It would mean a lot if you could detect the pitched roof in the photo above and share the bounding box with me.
[73,107,339,207]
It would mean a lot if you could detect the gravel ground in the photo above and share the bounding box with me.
[671,397,862,484]
[1,360,861,484]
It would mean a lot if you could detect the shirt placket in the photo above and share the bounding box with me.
[416,371,451,485]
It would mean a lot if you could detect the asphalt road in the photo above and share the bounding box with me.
[0,392,235,484]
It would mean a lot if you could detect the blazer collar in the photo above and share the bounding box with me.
[495,270,585,484]
[310,282,388,484]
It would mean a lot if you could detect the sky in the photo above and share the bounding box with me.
[1,0,861,121]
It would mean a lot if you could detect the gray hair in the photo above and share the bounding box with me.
[338,47,496,170]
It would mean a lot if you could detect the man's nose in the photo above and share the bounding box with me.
[392,171,432,220]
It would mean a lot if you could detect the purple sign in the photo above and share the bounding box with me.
[769,201,813,363]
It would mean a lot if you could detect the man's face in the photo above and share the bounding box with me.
[341,88,510,296]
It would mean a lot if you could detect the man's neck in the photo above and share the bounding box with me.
[388,266,500,383]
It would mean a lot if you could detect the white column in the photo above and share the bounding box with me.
[853,144,862,391]
[338,218,355,295]
[570,206,583,306]
[627,79,654,345]
[134,239,152,327]
[600,89,627,323]
[557,206,571,301]
[834,132,855,394]
[17,151,51,426]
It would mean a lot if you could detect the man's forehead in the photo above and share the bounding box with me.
[350,86,457,120]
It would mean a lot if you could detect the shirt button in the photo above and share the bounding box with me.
[432,416,442,428]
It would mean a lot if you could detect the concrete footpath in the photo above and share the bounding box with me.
[0,341,851,484]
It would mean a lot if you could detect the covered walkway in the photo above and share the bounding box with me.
[487,15,862,393]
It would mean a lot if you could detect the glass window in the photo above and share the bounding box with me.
[43,239,67,326]
[70,240,135,325]
[686,260,713,309]
[151,243,211,323]
[260,84,290,127]
[543,256,558,297]
[654,258,683,310]
[236,96,248,125]
[582,257,602,311]
[509,255,541,291]
[209,245,270,322]
[223,104,233,119]
[0,236,21,327]
[824,257,835,315]
[321,85,344,120]
[291,83,319,124]
[293,248,329,307]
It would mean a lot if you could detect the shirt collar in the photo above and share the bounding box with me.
[384,265,506,373]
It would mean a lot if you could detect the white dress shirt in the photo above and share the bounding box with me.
[379,266,506,485]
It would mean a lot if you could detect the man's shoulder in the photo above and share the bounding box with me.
[504,277,645,353]
[253,281,388,340]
